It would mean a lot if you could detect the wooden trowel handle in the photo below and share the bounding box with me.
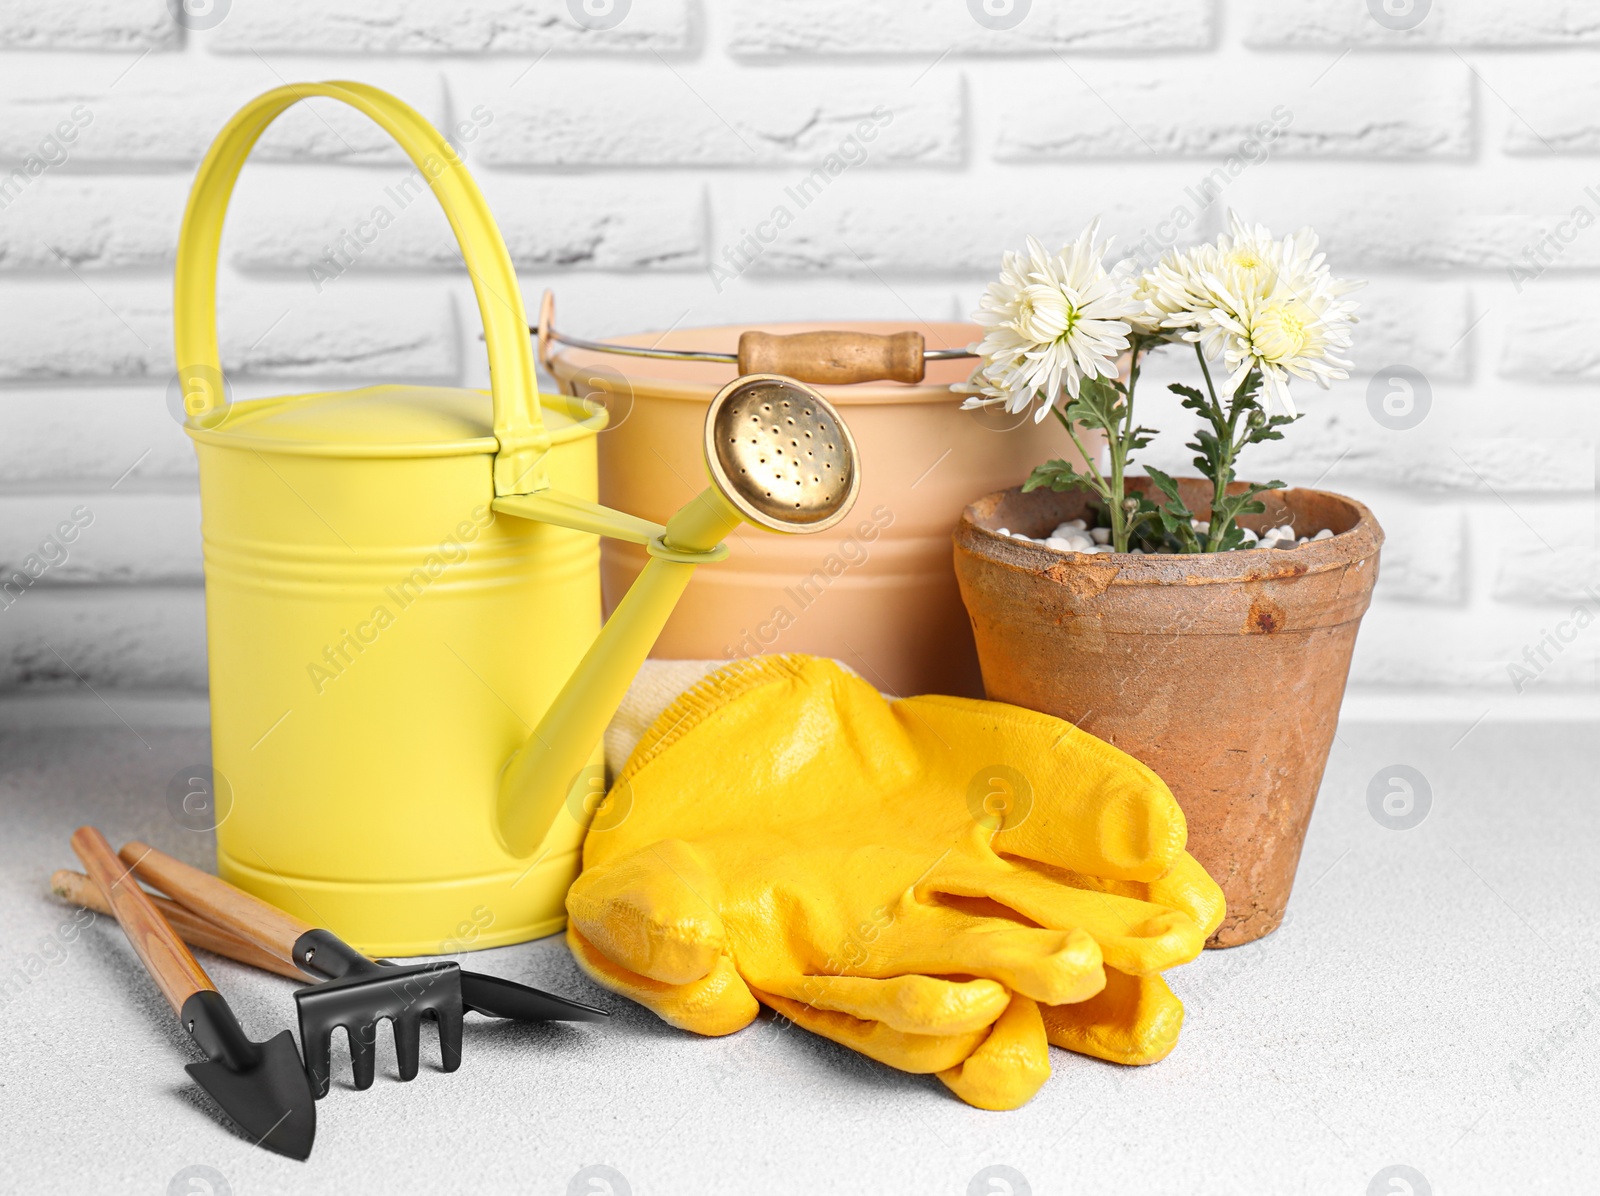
[120,840,318,966]
[71,827,215,1016]
[52,869,307,983]
[737,330,926,385]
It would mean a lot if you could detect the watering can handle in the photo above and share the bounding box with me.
[173,82,550,496]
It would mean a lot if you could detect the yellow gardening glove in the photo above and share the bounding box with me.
[568,655,1224,1109]
[568,926,1051,1108]
[592,658,1218,1073]
[568,927,1189,1108]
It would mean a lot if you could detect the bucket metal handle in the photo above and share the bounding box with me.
[533,289,978,386]
[174,81,551,496]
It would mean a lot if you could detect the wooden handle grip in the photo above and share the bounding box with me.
[120,841,317,965]
[737,330,925,385]
[51,869,307,983]
[71,827,215,1015]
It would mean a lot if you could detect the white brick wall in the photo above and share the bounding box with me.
[1244,0,1600,49]
[992,58,1473,159]
[730,1,1214,55]
[2,0,1597,709]
[462,67,965,167]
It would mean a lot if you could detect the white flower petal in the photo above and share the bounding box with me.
[955,218,1139,409]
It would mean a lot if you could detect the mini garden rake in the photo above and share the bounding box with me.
[118,841,605,1099]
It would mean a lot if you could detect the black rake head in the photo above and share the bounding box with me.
[291,931,463,1099]
[295,959,464,1097]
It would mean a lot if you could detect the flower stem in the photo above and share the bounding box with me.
[1109,344,1144,552]
[1109,443,1126,551]
[1193,343,1245,553]
[1047,342,1146,553]
[1050,404,1110,495]
[1053,396,1129,549]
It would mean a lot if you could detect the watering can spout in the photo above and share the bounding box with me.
[493,374,862,860]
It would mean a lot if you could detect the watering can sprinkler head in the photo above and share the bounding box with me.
[701,373,860,535]
[494,374,861,860]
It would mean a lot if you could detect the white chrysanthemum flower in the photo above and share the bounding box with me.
[953,360,1022,411]
[1178,214,1362,415]
[955,222,1144,422]
[1130,246,1208,338]
[1210,216,1285,301]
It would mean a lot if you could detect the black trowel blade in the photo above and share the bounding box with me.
[185,1030,316,1161]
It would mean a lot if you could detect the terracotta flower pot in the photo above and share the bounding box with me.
[953,477,1383,947]
[550,321,1101,698]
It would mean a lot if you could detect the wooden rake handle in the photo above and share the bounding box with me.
[70,826,215,1016]
[51,869,306,983]
[737,330,926,385]
[120,841,318,967]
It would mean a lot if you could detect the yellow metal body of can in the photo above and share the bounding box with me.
[194,388,604,955]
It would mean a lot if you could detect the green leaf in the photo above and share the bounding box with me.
[1126,492,1170,553]
[1243,412,1300,447]
[1022,459,1099,496]
[1188,427,1228,483]
[1142,466,1186,510]
[1203,477,1292,552]
[1141,467,1203,552]
[1214,522,1248,551]
[1067,375,1127,433]
[1160,515,1202,554]
[1235,480,1288,500]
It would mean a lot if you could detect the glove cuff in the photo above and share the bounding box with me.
[618,654,811,785]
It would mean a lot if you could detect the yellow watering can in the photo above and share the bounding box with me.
[175,82,861,956]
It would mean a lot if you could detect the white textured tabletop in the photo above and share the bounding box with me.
[2,711,1594,1196]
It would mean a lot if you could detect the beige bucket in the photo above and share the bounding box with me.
[550,320,1095,698]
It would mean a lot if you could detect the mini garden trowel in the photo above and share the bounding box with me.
[69,828,316,1160]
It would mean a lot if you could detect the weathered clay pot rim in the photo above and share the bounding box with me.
[957,482,1384,587]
